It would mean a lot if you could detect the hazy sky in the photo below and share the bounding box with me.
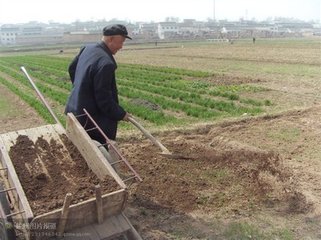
[0,0,320,24]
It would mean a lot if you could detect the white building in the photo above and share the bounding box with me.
[157,22,179,39]
[0,24,64,46]
[0,26,19,45]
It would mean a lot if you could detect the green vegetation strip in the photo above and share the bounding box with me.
[0,63,69,105]
[0,55,271,127]
[0,76,54,123]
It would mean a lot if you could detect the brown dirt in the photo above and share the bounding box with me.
[122,135,293,213]
[8,134,120,216]
[118,116,318,239]
[0,84,44,134]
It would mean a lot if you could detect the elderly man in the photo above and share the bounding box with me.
[66,24,132,144]
[65,24,132,171]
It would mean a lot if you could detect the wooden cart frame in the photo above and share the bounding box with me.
[0,113,142,240]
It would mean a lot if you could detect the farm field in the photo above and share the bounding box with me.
[0,37,321,239]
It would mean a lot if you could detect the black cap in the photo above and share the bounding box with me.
[103,24,132,40]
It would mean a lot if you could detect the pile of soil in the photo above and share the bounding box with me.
[9,134,120,216]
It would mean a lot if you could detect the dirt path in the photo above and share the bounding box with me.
[0,85,44,133]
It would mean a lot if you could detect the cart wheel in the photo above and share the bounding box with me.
[0,183,16,240]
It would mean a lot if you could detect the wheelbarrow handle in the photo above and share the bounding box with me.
[128,117,171,154]
[20,66,62,126]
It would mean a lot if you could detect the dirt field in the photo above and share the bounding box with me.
[1,39,321,239]
[119,106,321,239]
[117,39,321,239]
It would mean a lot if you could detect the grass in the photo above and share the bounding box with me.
[224,222,264,239]
[203,168,229,183]
[223,222,294,240]
[267,127,301,142]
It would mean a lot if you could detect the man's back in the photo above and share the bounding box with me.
[65,41,126,141]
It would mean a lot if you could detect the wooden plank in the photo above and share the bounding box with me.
[95,185,103,224]
[3,124,61,145]
[0,138,34,221]
[122,212,143,240]
[65,113,126,189]
[0,139,19,224]
[6,131,20,147]
[32,125,49,141]
[94,214,131,239]
[19,128,38,144]
[0,124,59,145]
[30,189,127,233]
[0,133,16,151]
[57,193,73,238]
[36,124,64,143]
[63,214,132,240]
[62,224,100,240]
[52,123,66,135]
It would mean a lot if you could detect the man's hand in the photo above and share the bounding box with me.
[122,112,132,121]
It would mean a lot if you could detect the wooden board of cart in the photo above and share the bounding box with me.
[0,123,133,239]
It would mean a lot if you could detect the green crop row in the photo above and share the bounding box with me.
[119,85,222,119]
[118,78,262,115]
[119,97,177,125]
[120,63,213,78]
[11,55,70,72]
[117,66,269,106]
[0,54,272,128]
[0,57,70,85]
[0,63,69,105]
[0,76,56,123]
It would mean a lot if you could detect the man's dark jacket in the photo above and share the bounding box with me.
[65,42,126,142]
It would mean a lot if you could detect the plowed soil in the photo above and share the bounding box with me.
[117,109,321,239]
